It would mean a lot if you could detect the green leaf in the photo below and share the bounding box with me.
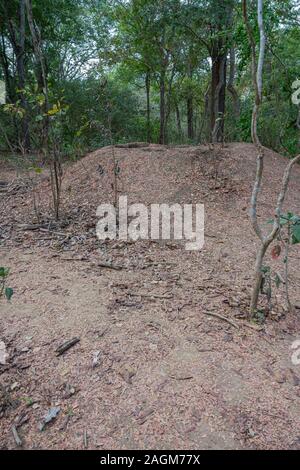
[292,224,300,244]
[274,274,281,288]
[0,267,9,278]
[261,265,270,274]
[5,287,13,301]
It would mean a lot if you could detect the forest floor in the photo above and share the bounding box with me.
[0,142,300,450]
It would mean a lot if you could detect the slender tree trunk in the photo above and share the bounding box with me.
[250,241,269,314]
[175,100,182,140]
[198,85,210,143]
[159,67,166,145]
[145,71,151,143]
[0,33,19,148]
[187,61,194,140]
[0,34,14,103]
[187,96,194,140]
[284,224,292,312]
[6,0,31,151]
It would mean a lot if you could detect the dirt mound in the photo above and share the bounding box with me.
[1,142,299,253]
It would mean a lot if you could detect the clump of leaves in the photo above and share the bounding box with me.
[253,309,266,324]
[0,267,13,301]
[266,212,300,312]
[268,212,300,245]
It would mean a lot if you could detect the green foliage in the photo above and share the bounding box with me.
[269,212,300,244]
[0,267,13,301]
[0,0,299,152]
[253,309,266,324]
[5,287,13,301]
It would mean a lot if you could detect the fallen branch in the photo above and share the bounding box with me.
[83,429,88,449]
[203,311,239,329]
[97,262,125,271]
[131,292,173,300]
[240,321,264,332]
[11,425,22,447]
[17,223,48,231]
[55,337,80,356]
[168,374,193,380]
[39,228,68,237]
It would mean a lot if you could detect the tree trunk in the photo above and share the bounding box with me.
[227,47,240,117]
[175,100,182,140]
[145,71,151,143]
[187,95,194,140]
[159,68,166,145]
[6,0,31,151]
[211,51,227,143]
[198,85,210,143]
[0,33,19,147]
[250,242,269,315]
[187,60,194,140]
[0,34,14,103]
[18,1,31,151]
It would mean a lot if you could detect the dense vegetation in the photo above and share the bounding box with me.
[0,0,299,159]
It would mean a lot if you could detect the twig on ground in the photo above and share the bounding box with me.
[97,262,125,271]
[39,228,67,237]
[203,311,239,329]
[131,292,173,300]
[11,425,22,447]
[83,429,88,449]
[55,337,80,356]
[17,223,48,231]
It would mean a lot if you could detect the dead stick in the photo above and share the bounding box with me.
[83,429,88,449]
[203,311,239,329]
[240,322,264,332]
[12,425,22,446]
[97,262,125,271]
[17,223,48,231]
[39,228,68,237]
[56,337,80,356]
[131,292,173,300]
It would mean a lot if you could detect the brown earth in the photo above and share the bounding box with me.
[0,142,300,449]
